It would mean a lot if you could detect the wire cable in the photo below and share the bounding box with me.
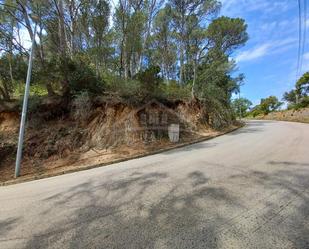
[297,0,303,78]
[300,0,307,75]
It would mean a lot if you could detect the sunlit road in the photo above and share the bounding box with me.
[0,120,309,249]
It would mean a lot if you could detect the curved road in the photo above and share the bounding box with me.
[0,120,309,249]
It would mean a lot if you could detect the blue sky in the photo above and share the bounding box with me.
[221,0,309,105]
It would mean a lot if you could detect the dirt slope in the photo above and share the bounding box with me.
[257,108,309,123]
[0,98,237,182]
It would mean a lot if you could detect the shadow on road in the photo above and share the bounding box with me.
[21,170,241,249]
[0,217,20,238]
[15,159,309,249]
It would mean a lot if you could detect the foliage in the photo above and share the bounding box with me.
[65,56,105,95]
[72,91,92,122]
[0,54,27,99]
[232,97,252,118]
[105,76,143,99]
[195,52,243,106]
[135,65,163,97]
[283,72,309,109]
[159,81,191,100]
[283,90,297,106]
[0,0,250,127]
[296,72,309,96]
[249,106,264,118]
[260,96,283,114]
[207,16,249,54]
[13,84,48,98]
[249,96,283,116]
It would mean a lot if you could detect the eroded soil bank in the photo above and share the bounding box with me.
[0,97,240,183]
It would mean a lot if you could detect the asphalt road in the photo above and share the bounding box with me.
[1,120,309,249]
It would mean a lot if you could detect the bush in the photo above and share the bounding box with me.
[13,83,48,98]
[65,56,105,94]
[104,74,143,99]
[250,108,264,117]
[301,96,309,107]
[203,98,234,129]
[103,66,192,101]
[72,91,92,122]
[135,65,163,97]
[45,55,104,96]
[159,81,191,100]
[293,96,309,109]
[259,96,282,114]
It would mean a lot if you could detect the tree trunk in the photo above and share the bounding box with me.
[124,52,129,79]
[58,0,67,56]
[179,47,184,85]
[58,0,70,97]
[8,55,14,93]
[191,58,197,99]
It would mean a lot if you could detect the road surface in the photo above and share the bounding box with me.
[0,120,309,249]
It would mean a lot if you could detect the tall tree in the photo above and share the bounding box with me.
[232,97,252,118]
[168,0,220,84]
[151,7,177,83]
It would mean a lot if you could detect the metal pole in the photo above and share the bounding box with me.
[239,87,242,120]
[15,25,37,178]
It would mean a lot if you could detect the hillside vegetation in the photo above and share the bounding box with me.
[0,0,248,181]
[1,0,247,106]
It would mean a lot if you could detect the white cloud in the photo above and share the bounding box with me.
[221,0,291,16]
[235,38,297,63]
[235,44,270,62]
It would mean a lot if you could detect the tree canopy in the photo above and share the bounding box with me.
[232,97,252,118]
[0,0,248,116]
[283,72,309,109]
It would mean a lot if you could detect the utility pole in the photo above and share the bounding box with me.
[15,22,37,178]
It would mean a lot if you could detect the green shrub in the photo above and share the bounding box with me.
[72,91,92,122]
[159,81,191,100]
[102,66,193,101]
[134,65,163,97]
[104,74,143,98]
[249,108,264,117]
[44,55,104,96]
[65,56,104,94]
[300,96,309,107]
[13,83,48,98]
